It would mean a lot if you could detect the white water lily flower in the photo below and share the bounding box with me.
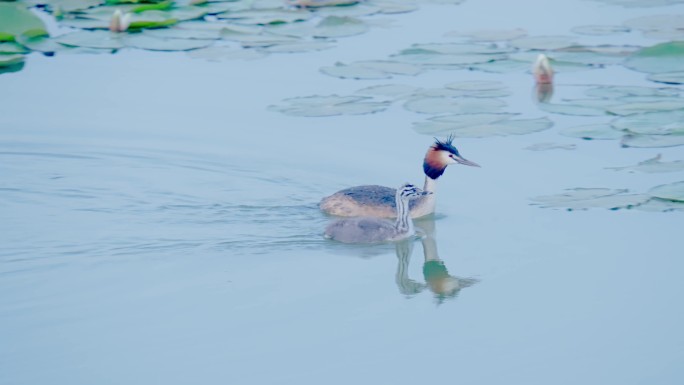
[109,9,132,33]
[533,53,553,84]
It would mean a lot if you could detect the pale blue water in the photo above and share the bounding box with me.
[2,1,684,384]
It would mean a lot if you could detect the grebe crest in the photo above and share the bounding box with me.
[324,183,431,244]
[320,137,479,218]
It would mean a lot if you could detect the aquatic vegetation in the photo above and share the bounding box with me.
[268,95,390,117]
[607,154,684,173]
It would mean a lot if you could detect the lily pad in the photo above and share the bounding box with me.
[611,110,684,135]
[531,188,650,210]
[624,14,684,31]
[647,71,684,85]
[621,134,684,148]
[415,116,552,138]
[219,9,311,25]
[607,99,684,116]
[15,34,66,53]
[625,41,684,74]
[571,25,630,35]
[445,28,527,41]
[0,3,49,40]
[187,46,268,61]
[525,142,576,151]
[412,113,518,135]
[269,95,390,117]
[351,60,422,76]
[509,35,577,50]
[559,124,623,140]
[538,103,607,116]
[404,97,506,114]
[0,42,29,54]
[608,154,684,173]
[260,40,335,53]
[0,54,25,67]
[56,30,125,49]
[648,181,684,201]
[312,15,368,37]
[585,85,680,98]
[122,33,213,50]
[354,84,421,98]
[635,198,684,212]
[320,62,390,79]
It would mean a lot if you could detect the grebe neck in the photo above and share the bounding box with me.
[423,176,437,193]
[394,195,413,235]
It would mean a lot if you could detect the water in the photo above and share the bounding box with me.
[2,1,684,384]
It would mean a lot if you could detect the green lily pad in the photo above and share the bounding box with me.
[351,60,422,75]
[469,58,531,73]
[404,97,506,114]
[49,0,105,12]
[219,9,311,25]
[290,0,361,7]
[312,15,368,37]
[531,188,650,210]
[404,42,514,55]
[412,113,518,135]
[608,154,684,173]
[0,3,49,41]
[559,124,623,140]
[15,34,66,53]
[143,25,223,39]
[621,134,684,148]
[56,30,125,49]
[269,95,390,117]
[625,41,684,74]
[121,33,212,50]
[0,53,25,67]
[648,181,684,201]
[648,71,684,85]
[0,42,29,54]
[635,198,684,212]
[187,46,268,61]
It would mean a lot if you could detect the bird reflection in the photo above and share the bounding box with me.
[534,83,554,103]
[395,217,478,303]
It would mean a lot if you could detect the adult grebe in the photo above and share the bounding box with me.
[320,136,479,218]
[324,183,431,244]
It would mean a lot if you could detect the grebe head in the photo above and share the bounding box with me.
[397,183,432,201]
[423,135,480,180]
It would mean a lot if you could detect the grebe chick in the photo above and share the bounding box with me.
[324,183,431,244]
[320,136,479,219]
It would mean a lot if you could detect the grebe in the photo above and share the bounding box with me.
[324,183,431,244]
[320,136,479,218]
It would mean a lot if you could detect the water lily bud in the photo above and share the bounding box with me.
[110,9,131,33]
[533,53,553,84]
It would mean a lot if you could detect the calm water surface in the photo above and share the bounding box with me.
[2,1,684,384]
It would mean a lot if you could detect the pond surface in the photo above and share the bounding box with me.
[2,0,684,384]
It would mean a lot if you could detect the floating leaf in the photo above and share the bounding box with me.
[405,42,514,55]
[404,97,506,114]
[525,142,576,151]
[412,113,518,135]
[320,62,390,79]
[0,42,29,54]
[649,181,684,201]
[416,117,552,138]
[269,95,389,117]
[611,110,684,135]
[445,28,527,41]
[621,134,684,148]
[509,35,577,50]
[559,124,623,140]
[585,85,680,98]
[290,0,361,8]
[624,14,684,32]
[0,54,25,67]
[219,9,311,25]
[607,99,684,116]
[56,30,125,49]
[538,103,607,116]
[121,33,212,50]
[0,3,49,40]
[15,34,66,53]
[354,84,421,98]
[635,198,684,212]
[647,71,684,85]
[625,41,684,74]
[607,154,684,173]
[351,60,422,75]
[187,46,267,61]
[312,15,368,37]
[260,40,335,53]
[571,25,630,35]
[531,188,650,210]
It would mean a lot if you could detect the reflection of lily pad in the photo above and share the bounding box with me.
[649,181,684,201]
[531,188,650,210]
[625,41,684,74]
[404,97,506,114]
[559,124,623,140]
[608,154,684,173]
[269,95,389,117]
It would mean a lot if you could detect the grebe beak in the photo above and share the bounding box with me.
[454,155,480,168]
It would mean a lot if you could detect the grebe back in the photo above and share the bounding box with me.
[324,183,431,244]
